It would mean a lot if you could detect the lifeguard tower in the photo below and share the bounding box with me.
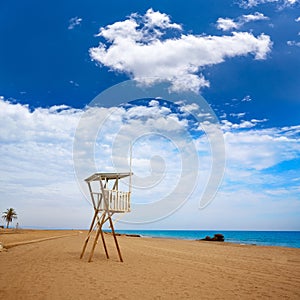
[80,172,132,262]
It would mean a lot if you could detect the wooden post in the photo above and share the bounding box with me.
[112,177,118,190]
[80,208,98,259]
[87,182,96,208]
[100,227,109,259]
[88,220,102,262]
[99,213,109,259]
[108,214,123,262]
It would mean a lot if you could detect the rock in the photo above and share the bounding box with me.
[125,234,141,237]
[212,234,225,241]
[199,233,225,242]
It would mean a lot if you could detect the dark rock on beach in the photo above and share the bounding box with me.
[104,232,141,237]
[125,234,141,238]
[198,233,225,242]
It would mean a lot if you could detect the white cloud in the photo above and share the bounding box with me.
[239,0,277,7]
[68,17,82,30]
[179,103,200,114]
[296,17,300,22]
[142,8,182,31]
[230,112,246,118]
[0,97,206,226]
[1,97,299,229]
[221,118,267,131]
[216,18,239,31]
[242,95,252,101]
[242,12,269,22]
[223,126,300,170]
[281,124,300,135]
[287,40,300,47]
[238,0,299,8]
[0,100,81,143]
[0,98,86,228]
[89,9,272,93]
[217,12,269,31]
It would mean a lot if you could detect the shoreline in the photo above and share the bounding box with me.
[113,229,300,249]
[1,228,300,250]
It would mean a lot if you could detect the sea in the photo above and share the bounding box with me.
[115,230,300,249]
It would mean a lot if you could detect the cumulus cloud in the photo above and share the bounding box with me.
[0,99,81,143]
[0,98,86,227]
[1,96,299,229]
[89,9,272,93]
[68,17,82,30]
[216,12,269,31]
[216,18,239,31]
[0,97,206,226]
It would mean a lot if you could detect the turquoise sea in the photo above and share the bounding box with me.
[116,230,300,249]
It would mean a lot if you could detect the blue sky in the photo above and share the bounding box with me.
[0,0,299,230]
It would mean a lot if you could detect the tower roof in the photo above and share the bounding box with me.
[85,172,132,182]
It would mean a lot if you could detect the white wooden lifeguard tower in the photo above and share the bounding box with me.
[80,172,132,262]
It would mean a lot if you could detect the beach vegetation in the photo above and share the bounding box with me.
[2,208,17,229]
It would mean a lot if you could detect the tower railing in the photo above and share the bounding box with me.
[92,189,130,212]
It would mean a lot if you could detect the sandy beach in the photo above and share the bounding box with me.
[0,230,299,299]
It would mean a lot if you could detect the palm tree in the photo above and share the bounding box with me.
[2,208,17,229]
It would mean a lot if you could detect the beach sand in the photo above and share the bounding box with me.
[0,230,299,299]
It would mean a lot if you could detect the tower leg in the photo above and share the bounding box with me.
[88,225,102,262]
[100,227,109,259]
[80,209,98,259]
[108,215,123,262]
[99,213,109,259]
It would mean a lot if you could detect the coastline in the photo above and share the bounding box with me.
[0,229,300,299]
[2,228,300,249]
[114,229,300,249]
